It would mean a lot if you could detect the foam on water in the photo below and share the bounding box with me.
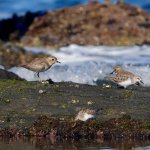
[8,44,150,87]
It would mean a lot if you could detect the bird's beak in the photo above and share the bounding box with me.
[140,80,144,84]
[57,61,61,63]
[136,80,144,86]
[110,71,114,74]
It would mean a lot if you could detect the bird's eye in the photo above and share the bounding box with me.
[52,58,55,61]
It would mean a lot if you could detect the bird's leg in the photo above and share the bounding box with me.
[37,72,40,78]
[36,72,49,84]
[35,72,42,82]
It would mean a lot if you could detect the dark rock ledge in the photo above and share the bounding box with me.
[0,80,149,139]
[0,69,22,80]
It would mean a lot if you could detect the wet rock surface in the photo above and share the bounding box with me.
[21,2,150,47]
[0,80,149,139]
[0,69,22,80]
[0,1,149,141]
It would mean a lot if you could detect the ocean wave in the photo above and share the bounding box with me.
[8,44,150,87]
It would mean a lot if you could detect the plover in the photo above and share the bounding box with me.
[20,56,60,79]
[75,108,100,122]
[105,66,144,88]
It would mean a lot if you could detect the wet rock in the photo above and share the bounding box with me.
[27,116,150,139]
[0,115,150,140]
[0,80,149,132]
[0,69,22,80]
[0,80,149,139]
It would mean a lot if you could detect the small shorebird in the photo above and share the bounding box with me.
[20,56,60,79]
[105,66,144,88]
[75,108,100,122]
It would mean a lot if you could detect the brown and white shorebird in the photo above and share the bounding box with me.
[75,108,100,122]
[20,56,60,79]
[105,66,144,88]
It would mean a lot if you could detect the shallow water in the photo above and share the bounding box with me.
[0,138,150,150]
[9,44,150,87]
[0,0,149,19]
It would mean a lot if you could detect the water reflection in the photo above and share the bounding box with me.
[0,137,150,150]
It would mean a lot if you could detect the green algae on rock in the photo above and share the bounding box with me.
[0,80,149,139]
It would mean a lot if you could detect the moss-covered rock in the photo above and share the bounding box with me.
[0,80,149,138]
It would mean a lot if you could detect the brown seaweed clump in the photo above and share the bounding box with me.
[21,2,150,48]
[28,115,150,140]
[0,115,149,140]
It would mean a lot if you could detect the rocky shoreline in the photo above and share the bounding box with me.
[0,80,149,139]
[0,1,150,140]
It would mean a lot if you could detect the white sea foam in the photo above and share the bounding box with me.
[0,65,5,70]
[8,44,150,86]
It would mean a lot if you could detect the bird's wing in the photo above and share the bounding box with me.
[120,71,134,76]
[23,60,46,72]
[105,76,130,83]
[30,57,45,64]
[20,58,43,67]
